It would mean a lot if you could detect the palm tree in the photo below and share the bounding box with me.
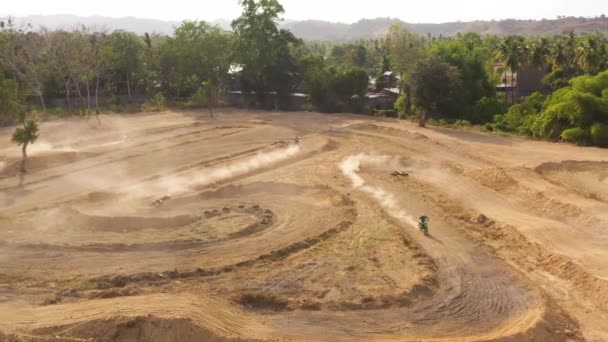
[551,38,570,69]
[599,39,608,70]
[575,35,602,74]
[496,36,525,104]
[530,37,551,70]
[565,31,578,62]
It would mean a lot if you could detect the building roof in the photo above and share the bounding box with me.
[383,88,400,95]
[228,64,243,74]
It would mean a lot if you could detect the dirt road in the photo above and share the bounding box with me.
[0,110,606,341]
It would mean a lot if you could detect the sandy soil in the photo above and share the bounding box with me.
[0,110,606,341]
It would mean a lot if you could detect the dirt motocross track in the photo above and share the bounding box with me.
[0,110,607,341]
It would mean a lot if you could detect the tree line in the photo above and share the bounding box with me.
[2,0,608,174]
[306,25,608,147]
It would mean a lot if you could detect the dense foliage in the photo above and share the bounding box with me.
[1,0,608,147]
[493,71,608,146]
[409,56,463,127]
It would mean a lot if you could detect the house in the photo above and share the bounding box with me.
[368,77,377,92]
[382,71,399,89]
[367,88,400,111]
[494,62,516,93]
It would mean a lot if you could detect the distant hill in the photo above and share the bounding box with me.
[406,17,608,37]
[3,14,608,40]
[284,17,608,40]
[3,14,231,35]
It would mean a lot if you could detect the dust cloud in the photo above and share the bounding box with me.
[340,154,417,227]
[28,141,77,154]
[153,144,302,196]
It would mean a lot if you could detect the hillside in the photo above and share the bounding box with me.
[285,17,608,40]
[3,14,608,39]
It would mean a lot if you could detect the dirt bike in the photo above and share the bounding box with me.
[419,219,429,236]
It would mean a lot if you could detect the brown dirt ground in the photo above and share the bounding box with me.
[0,110,606,341]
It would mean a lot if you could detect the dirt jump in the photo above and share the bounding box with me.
[0,110,607,341]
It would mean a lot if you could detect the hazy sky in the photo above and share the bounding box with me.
[3,0,607,23]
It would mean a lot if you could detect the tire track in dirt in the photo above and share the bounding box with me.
[310,153,574,341]
[0,294,269,341]
[2,205,276,253]
[1,113,599,341]
[0,126,252,193]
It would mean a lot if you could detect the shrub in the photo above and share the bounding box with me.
[309,67,368,113]
[438,119,449,126]
[560,127,589,145]
[472,96,505,124]
[455,119,472,127]
[498,92,545,134]
[187,89,207,108]
[142,93,166,112]
[237,292,288,311]
[394,94,406,116]
[374,109,397,118]
[303,102,314,112]
[590,123,608,147]
[484,123,494,131]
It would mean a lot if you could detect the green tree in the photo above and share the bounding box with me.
[386,24,426,113]
[529,37,551,70]
[495,36,526,104]
[302,60,368,113]
[409,56,463,127]
[161,21,232,99]
[12,112,39,173]
[0,20,48,113]
[575,35,604,74]
[107,31,146,103]
[0,62,21,124]
[232,0,302,108]
[525,70,608,145]
[551,38,570,69]
[429,37,496,123]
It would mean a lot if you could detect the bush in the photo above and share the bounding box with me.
[187,89,207,108]
[394,94,406,116]
[142,93,166,112]
[454,119,472,127]
[497,92,545,134]
[560,127,589,145]
[590,123,608,147]
[484,123,494,132]
[237,292,288,311]
[308,67,368,113]
[303,102,314,112]
[374,109,397,118]
[472,96,505,124]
